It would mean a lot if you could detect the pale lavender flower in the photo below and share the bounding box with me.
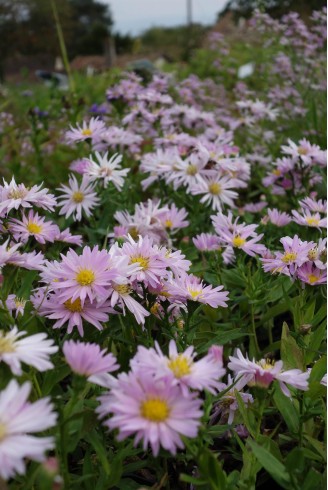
[66,117,106,144]
[63,340,119,387]
[0,326,57,375]
[261,235,315,275]
[97,371,203,456]
[57,174,100,221]
[0,177,56,215]
[0,380,57,480]
[292,209,327,229]
[267,208,292,226]
[296,262,327,285]
[299,197,327,214]
[32,289,114,336]
[228,349,309,396]
[131,340,226,396]
[86,152,129,190]
[41,246,121,305]
[165,273,229,308]
[190,175,238,211]
[193,233,221,252]
[9,210,60,244]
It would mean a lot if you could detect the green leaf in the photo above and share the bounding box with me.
[84,430,111,475]
[309,355,327,383]
[306,321,326,364]
[235,391,256,438]
[303,435,326,462]
[247,439,291,488]
[301,467,324,490]
[198,449,227,490]
[281,322,304,369]
[273,384,299,434]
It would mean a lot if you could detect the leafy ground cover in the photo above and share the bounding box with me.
[0,8,326,490]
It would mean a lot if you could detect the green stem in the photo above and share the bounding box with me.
[251,303,260,357]
[50,0,75,94]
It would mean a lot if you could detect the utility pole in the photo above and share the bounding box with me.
[187,0,192,26]
[186,0,193,60]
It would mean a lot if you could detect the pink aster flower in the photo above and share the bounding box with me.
[66,117,106,145]
[214,219,265,257]
[193,233,221,251]
[228,349,309,397]
[41,246,121,305]
[296,262,327,286]
[292,209,327,229]
[131,340,226,396]
[4,295,26,318]
[0,239,22,268]
[69,158,92,174]
[0,326,57,375]
[9,210,59,244]
[165,273,229,308]
[307,238,327,269]
[157,204,189,233]
[261,235,315,275]
[17,250,45,271]
[299,197,327,214]
[0,177,57,215]
[97,371,203,456]
[63,340,119,388]
[281,138,321,165]
[32,289,114,336]
[85,151,129,190]
[117,235,168,288]
[210,375,254,425]
[109,283,150,325]
[57,174,100,221]
[243,201,268,213]
[0,380,57,480]
[266,208,292,226]
[55,228,83,246]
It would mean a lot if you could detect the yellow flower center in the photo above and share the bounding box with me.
[8,188,29,199]
[0,423,7,441]
[14,298,26,309]
[306,217,320,226]
[0,334,15,354]
[168,355,192,378]
[308,248,318,260]
[64,298,83,312]
[187,287,203,300]
[186,164,198,176]
[307,274,319,284]
[128,226,139,239]
[76,269,95,286]
[81,129,92,136]
[114,284,131,295]
[130,256,149,269]
[298,146,308,155]
[281,252,297,263]
[164,219,173,228]
[140,398,170,422]
[258,359,275,370]
[26,222,42,234]
[272,169,281,176]
[150,302,160,315]
[208,183,221,195]
[232,235,246,248]
[72,191,84,203]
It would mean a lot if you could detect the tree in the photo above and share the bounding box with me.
[0,0,113,62]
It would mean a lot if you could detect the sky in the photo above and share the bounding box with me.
[100,0,229,35]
